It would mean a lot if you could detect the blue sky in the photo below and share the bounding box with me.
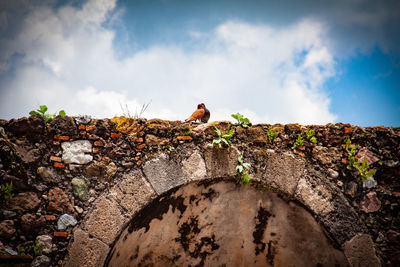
[0,0,399,126]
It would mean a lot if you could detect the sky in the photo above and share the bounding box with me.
[0,0,399,126]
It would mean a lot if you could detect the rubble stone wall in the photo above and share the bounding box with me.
[0,115,399,266]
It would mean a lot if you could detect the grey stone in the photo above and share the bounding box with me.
[357,148,380,165]
[36,235,52,254]
[143,153,187,194]
[74,115,92,125]
[263,151,305,195]
[362,176,377,189]
[37,167,61,184]
[109,170,156,217]
[5,247,17,255]
[360,191,381,213]
[327,168,339,179]
[66,228,109,267]
[71,177,88,200]
[203,144,240,178]
[57,214,77,230]
[344,234,380,267]
[182,150,207,181]
[84,196,125,245]
[61,140,93,164]
[31,255,50,267]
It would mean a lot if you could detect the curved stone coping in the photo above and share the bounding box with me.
[65,145,372,266]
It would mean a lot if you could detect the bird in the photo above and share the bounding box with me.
[185,105,205,122]
[197,103,210,123]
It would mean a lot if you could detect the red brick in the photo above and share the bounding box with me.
[54,135,70,141]
[137,160,142,166]
[92,148,100,154]
[111,132,121,138]
[79,131,87,136]
[78,125,86,130]
[54,231,68,238]
[137,143,146,150]
[177,136,192,141]
[344,127,352,133]
[54,162,65,168]
[50,156,62,162]
[45,215,57,221]
[86,125,96,133]
[94,140,104,147]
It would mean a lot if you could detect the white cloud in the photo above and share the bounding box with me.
[0,0,337,125]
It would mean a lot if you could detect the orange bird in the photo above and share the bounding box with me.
[185,105,205,122]
[198,103,210,123]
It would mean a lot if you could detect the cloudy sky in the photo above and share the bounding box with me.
[0,0,399,126]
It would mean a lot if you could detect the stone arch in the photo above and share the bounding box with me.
[64,145,375,266]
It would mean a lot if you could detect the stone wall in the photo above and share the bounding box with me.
[0,115,399,266]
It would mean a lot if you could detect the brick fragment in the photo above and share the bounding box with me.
[54,135,70,141]
[45,215,57,221]
[54,162,65,168]
[92,148,100,154]
[344,127,353,133]
[54,231,68,238]
[53,141,60,146]
[341,158,349,165]
[50,156,62,162]
[137,143,146,150]
[94,140,104,147]
[111,132,121,138]
[137,160,142,166]
[86,125,96,133]
[78,125,86,130]
[177,136,193,141]
[80,131,87,136]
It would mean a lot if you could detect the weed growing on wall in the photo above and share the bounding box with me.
[0,181,13,200]
[213,127,234,149]
[236,155,251,185]
[231,113,252,128]
[29,105,66,123]
[267,128,279,143]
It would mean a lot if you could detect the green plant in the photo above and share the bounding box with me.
[236,155,251,185]
[293,134,304,149]
[0,181,13,200]
[184,130,191,136]
[33,242,43,256]
[344,137,376,182]
[267,128,279,143]
[306,129,317,144]
[213,127,234,149]
[29,105,66,123]
[231,113,251,128]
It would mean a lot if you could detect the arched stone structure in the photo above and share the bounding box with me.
[64,144,378,266]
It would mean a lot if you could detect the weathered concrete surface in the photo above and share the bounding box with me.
[203,144,240,178]
[66,228,109,267]
[106,181,348,267]
[83,196,125,245]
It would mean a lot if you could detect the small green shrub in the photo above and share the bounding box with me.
[267,128,279,143]
[213,127,234,149]
[344,137,358,170]
[0,181,13,200]
[231,113,251,128]
[29,105,66,123]
[236,155,251,185]
[306,129,317,144]
[344,137,376,182]
[293,134,304,149]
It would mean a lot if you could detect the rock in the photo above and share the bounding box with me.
[85,160,117,180]
[143,153,187,194]
[49,116,77,136]
[48,187,74,213]
[71,177,88,200]
[2,210,16,219]
[74,206,83,214]
[191,123,211,137]
[14,145,40,164]
[344,234,380,267]
[0,220,16,238]
[362,177,377,189]
[327,168,339,179]
[387,230,400,243]
[145,134,169,146]
[345,182,358,198]
[384,160,398,167]
[182,150,207,181]
[57,214,78,230]
[74,115,92,125]
[5,115,44,137]
[36,235,52,254]
[21,213,45,233]
[312,146,340,165]
[359,191,381,213]
[61,140,93,164]
[31,255,50,267]
[37,167,61,184]
[357,148,380,165]
[7,192,40,211]
[4,247,18,255]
